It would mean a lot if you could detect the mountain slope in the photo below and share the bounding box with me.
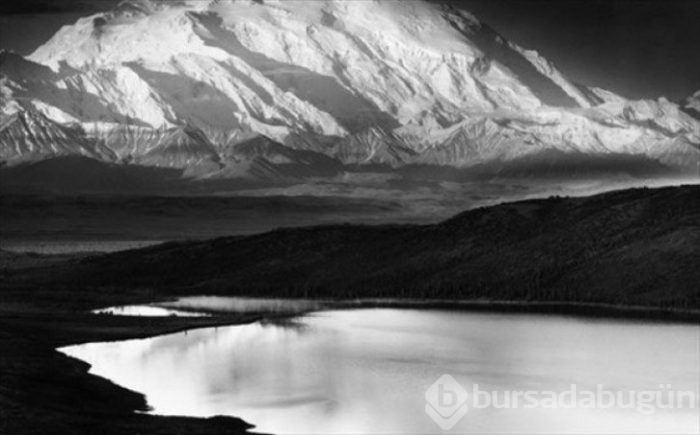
[16,185,700,310]
[0,107,114,162]
[0,0,698,177]
[682,91,700,121]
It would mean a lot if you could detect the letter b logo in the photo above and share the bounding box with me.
[439,383,457,407]
[425,374,468,430]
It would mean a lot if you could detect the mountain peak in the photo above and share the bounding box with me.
[3,0,699,176]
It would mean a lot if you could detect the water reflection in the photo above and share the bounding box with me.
[93,305,210,317]
[161,296,325,314]
[61,309,700,434]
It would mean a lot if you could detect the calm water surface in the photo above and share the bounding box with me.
[92,305,211,317]
[60,309,700,434]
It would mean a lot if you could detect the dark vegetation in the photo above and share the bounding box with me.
[0,251,267,435]
[0,254,264,434]
[0,256,269,434]
[5,185,700,312]
[0,311,260,435]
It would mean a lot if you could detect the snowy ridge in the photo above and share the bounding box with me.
[0,107,114,161]
[682,91,700,121]
[0,0,698,177]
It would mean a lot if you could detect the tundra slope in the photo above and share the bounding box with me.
[10,185,700,311]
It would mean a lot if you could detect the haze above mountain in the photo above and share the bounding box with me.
[0,0,698,192]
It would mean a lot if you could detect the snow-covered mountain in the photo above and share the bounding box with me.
[682,91,700,121]
[1,0,699,180]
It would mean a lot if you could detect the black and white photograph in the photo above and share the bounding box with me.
[1,0,699,434]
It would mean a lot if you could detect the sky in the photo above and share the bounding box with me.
[0,0,698,101]
[456,0,700,101]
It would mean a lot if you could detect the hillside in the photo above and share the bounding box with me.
[8,185,699,311]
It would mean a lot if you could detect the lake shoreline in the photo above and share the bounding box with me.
[331,298,700,323]
[0,308,270,435]
[58,303,700,434]
[151,296,700,324]
[1,295,697,434]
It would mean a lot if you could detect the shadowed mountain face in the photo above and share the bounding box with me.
[0,0,698,184]
[194,12,401,133]
[682,91,700,121]
[443,16,579,108]
[13,185,700,309]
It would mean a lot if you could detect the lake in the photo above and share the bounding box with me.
[59,308,699,434]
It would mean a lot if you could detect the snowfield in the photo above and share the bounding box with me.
[0,0,698,177]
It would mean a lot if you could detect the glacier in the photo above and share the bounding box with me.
[0,0,698,182]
